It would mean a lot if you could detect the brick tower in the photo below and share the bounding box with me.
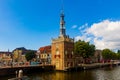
[51,10,75,70]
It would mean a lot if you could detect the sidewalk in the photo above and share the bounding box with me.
[79,62,120,70]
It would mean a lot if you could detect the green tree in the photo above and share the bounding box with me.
[25,51,36,61]
[117,50,120,59]
[111,52,117,60]
[117,54,120,60]
[74,40,95,63]
[117,50,120,53]
[102,49,116,60]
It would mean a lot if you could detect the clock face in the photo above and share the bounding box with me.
[56,51,59,55]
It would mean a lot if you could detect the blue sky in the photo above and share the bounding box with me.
[0,0,120,51]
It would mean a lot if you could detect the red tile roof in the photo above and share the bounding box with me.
[39,45,51,54]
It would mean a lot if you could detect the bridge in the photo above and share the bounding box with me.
[1,61,120,76]
[0,64,55,76]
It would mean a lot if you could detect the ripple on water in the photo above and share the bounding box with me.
[92,66,120,80]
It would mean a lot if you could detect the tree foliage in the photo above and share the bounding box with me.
[117,50,120,53]
[25,51,36,61]
[117,50,120,59]
[102,49,117,60]
[74,40,95,58]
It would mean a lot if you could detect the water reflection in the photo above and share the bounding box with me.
[28,70,99,80]
[2,66,120,80]
[92,67,120,80]
[28,67,120,80]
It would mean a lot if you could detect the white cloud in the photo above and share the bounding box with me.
[75,35,91,42]
[79,23,88,30]
[75,20,120,50]
[71,25,77,29]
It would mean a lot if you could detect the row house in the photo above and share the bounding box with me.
[39,46,51,64]
[0,51,12,66]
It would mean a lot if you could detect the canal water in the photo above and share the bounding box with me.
[1,66,120,80]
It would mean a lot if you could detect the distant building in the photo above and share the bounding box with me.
[74,54,84,64]
[0,51,12,60]
[93,50,102,62]
[12,47,37,63]
[0,51,12,66]
[12,47,27,62]
[39,45,51,64]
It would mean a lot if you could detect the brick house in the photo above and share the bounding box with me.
[39,46,51,64]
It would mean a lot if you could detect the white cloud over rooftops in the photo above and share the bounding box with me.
[75,20,120,50]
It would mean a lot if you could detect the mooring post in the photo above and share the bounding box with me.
[15,70,18,78]
[18,69,23,78]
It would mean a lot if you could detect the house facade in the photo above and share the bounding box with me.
[39,46,51,64]
[94,50,102,62]
[0,51,12,66]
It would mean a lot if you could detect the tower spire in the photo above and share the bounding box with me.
[61,0,64,14]
[60,0,66,36]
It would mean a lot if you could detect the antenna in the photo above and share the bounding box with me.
[61,0,64,13]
